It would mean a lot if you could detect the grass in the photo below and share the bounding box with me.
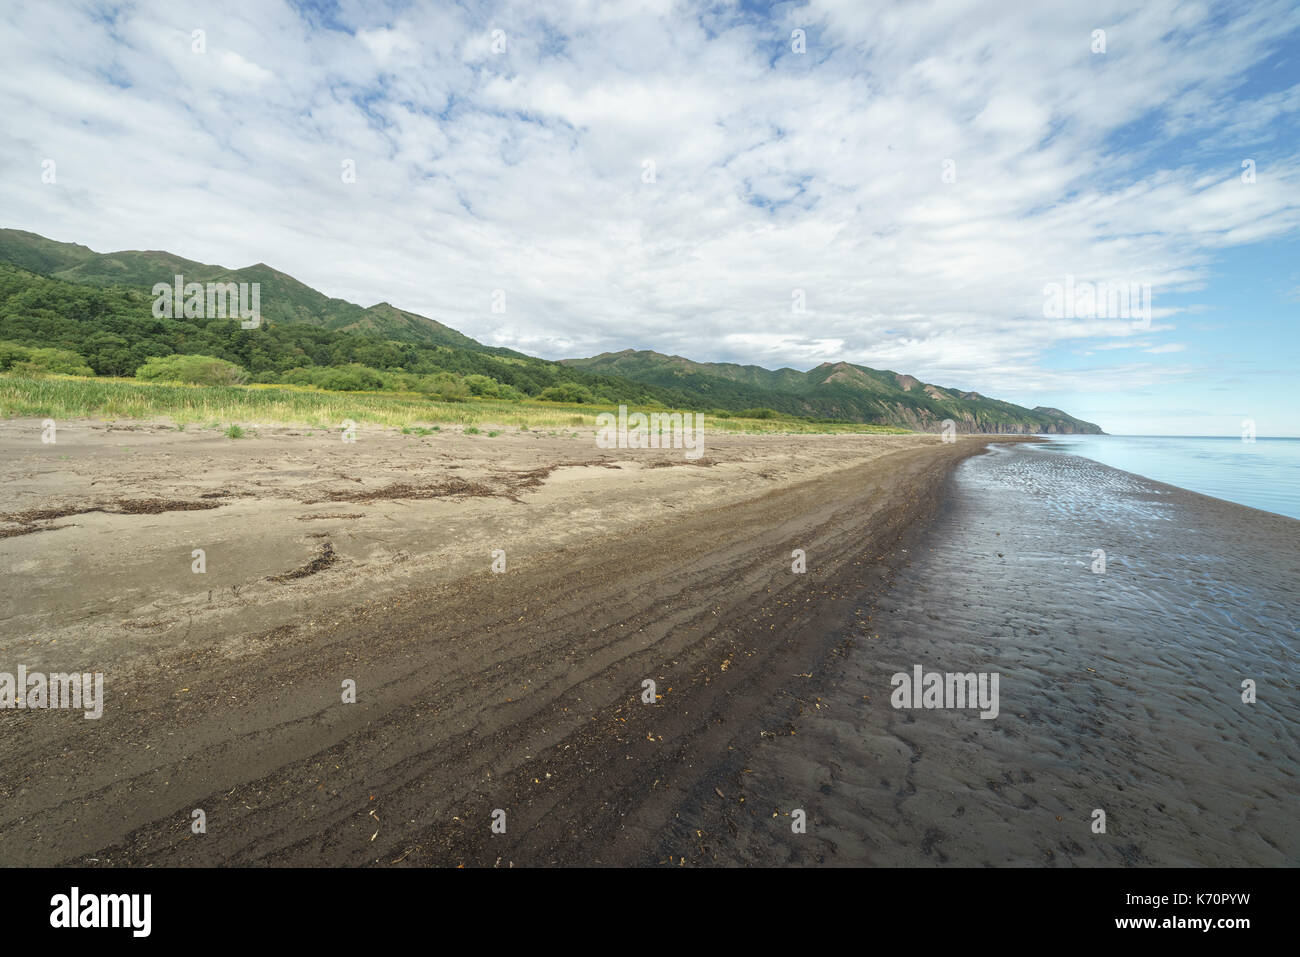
[224,424,246,439]
[0,373,913,436]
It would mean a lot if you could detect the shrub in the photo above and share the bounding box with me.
[496,383,524,401]
[0,342,26,369]
[0,341,95,376]
[316,364,385,392]
[537,382,596,404]
[136,354,248,386]
[436,379,470,402]
[280,364,387,392]
[738,407,780,420]
[463,374,500,397]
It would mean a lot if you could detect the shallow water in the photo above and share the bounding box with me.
[720,443,1300,866]
[1036,434,1300,520]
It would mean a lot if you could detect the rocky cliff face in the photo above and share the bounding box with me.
[883,403,1103,434]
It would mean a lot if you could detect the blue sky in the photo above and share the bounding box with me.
[2,0,1298,434]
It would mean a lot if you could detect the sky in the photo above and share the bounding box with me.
[2,0,1298,435]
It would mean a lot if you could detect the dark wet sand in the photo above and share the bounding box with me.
[697,444,1299,866]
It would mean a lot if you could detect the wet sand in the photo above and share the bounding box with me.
[697,443,1299,866]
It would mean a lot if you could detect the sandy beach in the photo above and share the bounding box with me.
[0,420,1014,865]
[3,422,1295,867]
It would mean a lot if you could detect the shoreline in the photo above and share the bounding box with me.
[700,443,1298,867]
[1028,434,1300,521]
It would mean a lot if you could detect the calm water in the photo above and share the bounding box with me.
[1034,435,1300,520]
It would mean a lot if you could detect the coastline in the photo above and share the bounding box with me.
[2,423,1293,867]
[1030,434,1300,521]
[696,443,1299,867]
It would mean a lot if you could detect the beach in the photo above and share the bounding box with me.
[0,423,1294,866]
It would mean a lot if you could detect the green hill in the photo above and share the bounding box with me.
[0,262,672,404]
[0,229,517,355]
[563,350,1103,434]
[0,229,99,274]
[0,227,1103,432]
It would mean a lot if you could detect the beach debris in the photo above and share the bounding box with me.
[267,542,338,582]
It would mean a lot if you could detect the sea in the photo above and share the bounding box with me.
[1035,434,1300,520]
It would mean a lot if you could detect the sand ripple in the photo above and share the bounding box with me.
[722,444,1299,866]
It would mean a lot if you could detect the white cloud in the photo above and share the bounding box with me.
[357,26,417,62]
[216,50,275,86]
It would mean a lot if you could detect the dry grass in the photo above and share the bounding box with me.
[0,373,911,435]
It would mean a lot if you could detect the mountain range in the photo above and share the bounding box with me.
[0,228,1102,433]
[564,350,1101,434]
